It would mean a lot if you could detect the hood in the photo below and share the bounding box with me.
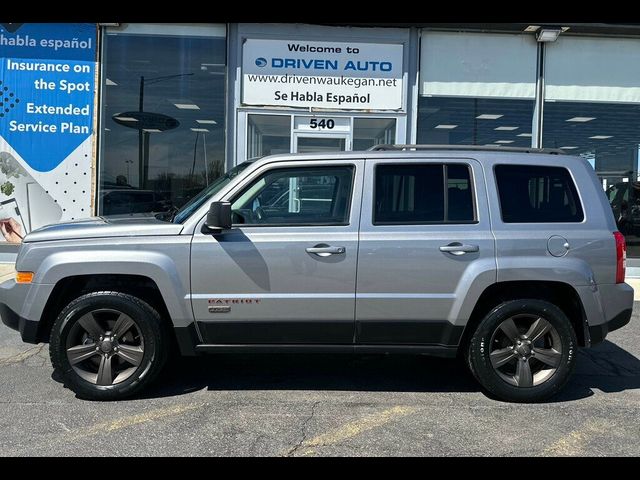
[23,215,183,243]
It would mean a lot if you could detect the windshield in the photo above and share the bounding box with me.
[173,162,252,223]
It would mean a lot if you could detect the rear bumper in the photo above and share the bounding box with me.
[586,282,634,345]
[588,307,633,345]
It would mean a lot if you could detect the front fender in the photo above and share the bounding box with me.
[31,248,193,328]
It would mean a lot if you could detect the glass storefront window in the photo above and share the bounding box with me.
[543,102,640,256]
[353,118,396,150]
[417,32,537,148]
[417,97,534,147]
[99,24,226,216]
[247,114,291,159]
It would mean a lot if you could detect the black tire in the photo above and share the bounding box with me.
[467,299,577,403]
[49,291,169,401]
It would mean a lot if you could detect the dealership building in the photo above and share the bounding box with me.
[2,22,640,268]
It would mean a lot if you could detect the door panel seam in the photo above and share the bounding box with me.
[353,159,367,343]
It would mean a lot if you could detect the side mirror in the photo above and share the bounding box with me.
[204,201,232,232]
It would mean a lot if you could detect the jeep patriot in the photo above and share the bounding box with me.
[0,145,633,402]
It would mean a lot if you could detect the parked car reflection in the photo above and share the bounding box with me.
[101,189,172,216]
[606,181,640,235]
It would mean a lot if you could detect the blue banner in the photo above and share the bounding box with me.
[0,23,96,172]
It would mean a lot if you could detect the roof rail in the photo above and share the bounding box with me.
[368,144,566,155]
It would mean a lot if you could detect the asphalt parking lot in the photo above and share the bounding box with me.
[1,305,639,457]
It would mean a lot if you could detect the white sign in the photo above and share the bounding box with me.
[242,39,403,110]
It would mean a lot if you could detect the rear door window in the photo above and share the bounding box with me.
[374,163,475,224]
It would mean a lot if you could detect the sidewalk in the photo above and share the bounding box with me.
[625,278,640,301]
[0,263,15,283]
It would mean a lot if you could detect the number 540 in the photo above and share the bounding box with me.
[309,118,335,129]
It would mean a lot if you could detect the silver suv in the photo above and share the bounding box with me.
[0,145,634,402]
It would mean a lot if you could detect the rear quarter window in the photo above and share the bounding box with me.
[494,165,584,223]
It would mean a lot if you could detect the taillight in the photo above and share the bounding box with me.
[614,231,626,284]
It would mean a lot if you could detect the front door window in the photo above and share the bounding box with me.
[231,166,354,226]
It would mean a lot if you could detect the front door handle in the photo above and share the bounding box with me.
[439,242,479,256]
[306,244,346,257]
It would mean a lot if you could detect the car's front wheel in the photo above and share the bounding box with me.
[49,291,168,400]
[467,299,577,403]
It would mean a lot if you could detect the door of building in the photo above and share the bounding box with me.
[237,111,403,162]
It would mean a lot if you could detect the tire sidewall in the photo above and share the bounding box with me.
[50,292,163,400]
[469,299,577,402]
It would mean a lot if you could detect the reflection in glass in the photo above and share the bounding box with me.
[173,161,252,224]
[353,118,396,150]
[417,97,534,147]
[542,101,640,256]
[99,26,226,216]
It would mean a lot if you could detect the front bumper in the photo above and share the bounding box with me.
[0,278,53,344]
[0,303,40,343]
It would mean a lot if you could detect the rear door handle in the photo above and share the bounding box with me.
[439,242,479,255]
[306,244,346,257]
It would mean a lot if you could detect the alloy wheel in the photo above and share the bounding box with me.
[489,314,563,388]
[65,308,145,386]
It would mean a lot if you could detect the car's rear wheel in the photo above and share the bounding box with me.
[467,299,577,402]
[50,291,168,400]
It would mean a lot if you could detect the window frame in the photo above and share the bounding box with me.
[493,164,585,224]
[228,164,357,228]
[372,162,478,226]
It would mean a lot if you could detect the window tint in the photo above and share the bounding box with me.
[495,165,584,223]
[231,166,354,226]
[374,164,474,224]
